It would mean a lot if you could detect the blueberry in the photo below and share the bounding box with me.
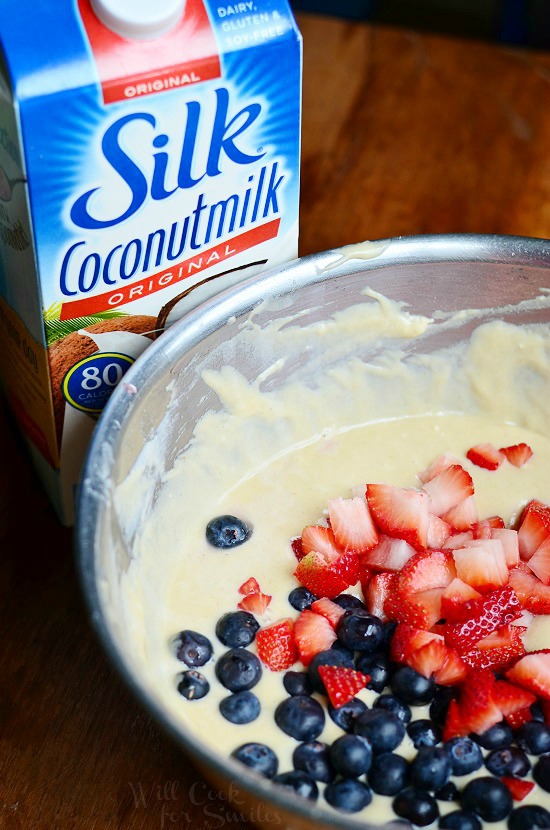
[485,747,530,777]
[461,777,513,822]
[367,752,409,795]
[439,809,481,830]
[231,742,278,778]
[373,693,412,724]
[410,746,452,791]
[355,651,390,693]
[336,609,385,652]
[393,786,439,826]
[330,641,355,660]
[328,697,367,732]
[283,670,313,696]
[219,691,260,724]
[274,695,325,741]
[533,754,550,791]
[330,734,373,778]
[272,770,318,801]
[444,736,483,776]
[354,708,406,753]
[307,648,354,694]
[384,619,398,644]
[288,587,317,611]
[408,719,442,748]
[173,630,213,667]
[205,515,250,548]
[215,611,259,647]
[516,721,550,755]
[430,686,457,727]
[176,670,209,700]
[435,782,459,801]
[292,741,335,783]
[324,778,372,813]
[391,665,436,705]
[215,648,262,692]
[530,703,546,722]
[472,721,514,750]
[508,805,550,830]
[332,593,365,610]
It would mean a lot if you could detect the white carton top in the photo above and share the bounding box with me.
[90,0,186,39]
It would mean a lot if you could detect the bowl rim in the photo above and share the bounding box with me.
[75,232,550,829]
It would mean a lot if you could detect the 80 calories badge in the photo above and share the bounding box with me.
[62,352,135,415]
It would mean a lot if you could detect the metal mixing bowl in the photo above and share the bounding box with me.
[77,233,549,830]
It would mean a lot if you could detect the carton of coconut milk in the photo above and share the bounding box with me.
[0,0,302,523]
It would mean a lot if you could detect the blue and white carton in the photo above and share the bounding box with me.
[0,0,302,522]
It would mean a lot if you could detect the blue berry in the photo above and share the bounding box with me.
[231,742,278,778]
[336,609,385,652]
[444,736,483,776]
[219,690,260,724]
[354,708,405,753]
[516,721,550,755]
[332,593,365,610]
[327,697,367,732]
[439,809,481,830]
[368,752,409,795]
[485,747,530,777]
[283,670,313,696]
[205,515,250,548]
[461,777,513,822]
[373,693,412,724]
[435,782,459,801]
[533,754,550,791]
[173,630,213,667]
[391,665,436,705]
[407,719,442,748]
[215,648,262,692]
[324,778,372,812]
[274,695,325,741]
[410,746,452,791]
[215,611,259,647]
[330,640,355,660]
[288,587,317,611]
[292,740,335,783]
[330,734,373,778]
[355,651,390,692]
[529,703,545,721]
[393,786,439,826]
[176,670,209,700]
[307,648,354,694]
[430,686,457,727]
[472,721,514,749]
[508,805,550,830]
[272,770,318,801]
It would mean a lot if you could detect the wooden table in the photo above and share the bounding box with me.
[2,13,550,830]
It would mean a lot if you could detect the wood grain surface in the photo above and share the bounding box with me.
[1,13,549,830]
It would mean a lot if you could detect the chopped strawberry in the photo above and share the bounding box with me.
[440,578,482,618]
[506,651,550,701]
[396,549,457,595]
[452,539,509,592]
[311,597,346,629]
[256,619,297,671]
[366,483,430,550]
[406,638,463,682]
[491,678,536,719]
[238,576,261,595]
[389,623,443,663]
[461,625,526,670]
[499,443,533,468]
[327,496,379,554]
[418,452,463,484]
[293,609,336,666]
[427,514,452,549]
[443,530,474,549]
[294,549,359,598]
[474,516,506,534]
[291,537,305,561]
[501,777,534,802]
[443,585,522,651]
[385,586,445,630]
[490,527,519,569]
[466,443,505,470]
[443,698,466,740]
[361,535,416,572]
[301,525,343,558]
[358,561,374,592]
[238,591,272,614]
[364,571,397,621]
[504,707,533,730]
[508,563,550,614]
[434,646,469,685]
[441,495,479,532]
[317,665,369,708]
[422,464,474,517]
[517,500,550,560]
[526,535,550,585]
[458,668,503,735]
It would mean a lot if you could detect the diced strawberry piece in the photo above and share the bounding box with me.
[452,539,508,591]
[238,591,272,614]
[499,443,533,468]
[501,777,534,802]
[517,500,550,561]
[418,453,463,484]
[317,665,369,708]
[441,496,479,532]
[385,586,445,630]
[434,647,469,685]
[491,678,536,719]
[440,578,482,619]
[294,549,359,599]
[291,537,305,561]
[256,619,297,671]
[364,572,397,621]
[362,535,417,572]
[427,514,452,549]
[238,576,261,595]
[389,623,443,663]
[467,443,505,470]
[366,483,430,550]
[490,527,519,569]
[301,525,343,558]
[397,549,457,595]
[443,530,474,549]
[443,699,467,740]
[443,585,522,651]
[327,496,379,554]
[508,563,550,614]
[461,625,526,670]
[406,638,459,681]
[358,561,374,592]
[474,516,506,534]
[458,669,503,735]
[311,597,346,629]
[422,464,474,517]
[504,707,533,730]
[506,651,550,701]
[293,609,337,666]
[526,535,550,585]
